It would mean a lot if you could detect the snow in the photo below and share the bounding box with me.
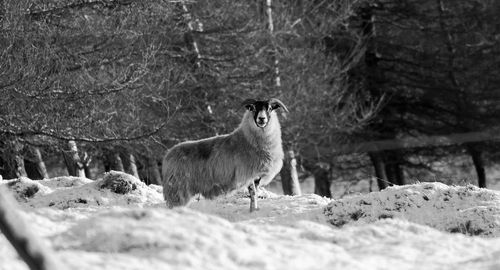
[2,174,500,270]
[324,182,500,236]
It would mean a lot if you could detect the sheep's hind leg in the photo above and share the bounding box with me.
[248,179,259,212]
[164,184,192,208]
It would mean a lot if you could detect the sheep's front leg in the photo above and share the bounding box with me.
[248,180,259,212]
[254,178,261,194]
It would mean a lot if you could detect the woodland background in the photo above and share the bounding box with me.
[1,0,500,196]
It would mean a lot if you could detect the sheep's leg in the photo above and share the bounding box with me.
[164,179,192,208]
[248,180,258,212]
[254,178,261,195]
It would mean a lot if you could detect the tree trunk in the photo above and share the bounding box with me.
[81,152,92,179]
[63,140,85,178]
[312,162,332,198]
[10,141,27,178]
[147,157,162,185]
[385,151,405,185]
[384,163,405,186]
[385,163,396,185]
[103,150,124,172]
[32,147,48,179]
[13,154,27,178]
[467,144,486,188]
[103,153,110,172]
[362,4,390,191]
[0,152,25,180]
[112,153,124,171]
[280,150,302,196]
[177,0,202,69]
[368,151,388,190]
[25,160,42,180]
[395,163,405,185]
[360,3,380,96]
[265,0,281,87]
[122,152,140,179]
[83,165,92,180]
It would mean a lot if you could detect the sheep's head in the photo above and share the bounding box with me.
[242,98,289,128]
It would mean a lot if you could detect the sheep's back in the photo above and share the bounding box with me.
[162,132,276,191]
[162,136,225,180]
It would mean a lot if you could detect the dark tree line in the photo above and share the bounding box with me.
[342,0,500,190]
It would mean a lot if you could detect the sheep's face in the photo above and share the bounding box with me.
[246,101,272,128]
[242,99,289,128]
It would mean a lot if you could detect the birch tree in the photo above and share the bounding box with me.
[177,0,202,69]
[263,0,301,195]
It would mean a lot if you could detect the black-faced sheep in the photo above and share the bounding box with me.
[162,98,288,212]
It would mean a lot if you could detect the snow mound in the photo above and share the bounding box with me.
[52,207,356,270]
[4,207,500,270]
[324,182,500,236]
[4,178,500,269]
[35,207,500,270]
[99,171,141,194]
[1,175,164,209]
[0,177,52,202]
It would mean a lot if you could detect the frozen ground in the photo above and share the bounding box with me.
[1,172,500,270]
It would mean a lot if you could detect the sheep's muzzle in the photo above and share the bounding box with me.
[255,110,269,128]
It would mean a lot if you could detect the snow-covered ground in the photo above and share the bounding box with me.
[2,172,500,270]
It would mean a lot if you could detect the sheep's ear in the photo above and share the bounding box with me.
[269,98,289,113]
[242,99,256,111]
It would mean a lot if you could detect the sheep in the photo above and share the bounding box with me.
[162,98,288,212]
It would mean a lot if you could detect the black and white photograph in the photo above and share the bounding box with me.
[1,0,500,269]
